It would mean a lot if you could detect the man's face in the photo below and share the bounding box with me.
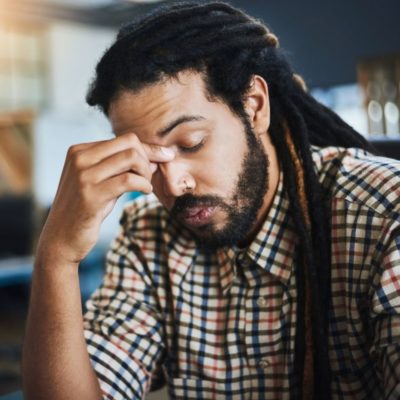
[109,71,274,249]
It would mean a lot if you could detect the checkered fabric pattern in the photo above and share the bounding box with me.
[83,145,400,399]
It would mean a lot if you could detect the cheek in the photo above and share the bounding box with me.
[207,136,247,189]
[205,154,239,188]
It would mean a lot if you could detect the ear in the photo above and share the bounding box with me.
[243,75,270,136]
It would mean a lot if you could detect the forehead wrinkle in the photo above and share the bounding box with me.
[110,71,214,138]
[112,91,181,138]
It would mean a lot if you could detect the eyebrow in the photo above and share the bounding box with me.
[157,115,206,138]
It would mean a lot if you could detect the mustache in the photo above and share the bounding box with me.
[170,194,228,217]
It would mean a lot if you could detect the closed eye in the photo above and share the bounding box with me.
[179,139,205,154]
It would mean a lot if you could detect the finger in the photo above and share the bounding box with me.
[142,142,176,163]
[150,162,158,173]
[98,172,153,200]
[82,133,176,165]
[71,140,108,151]
[66,140,109,161]
[84,148,153,184]
[68,134,146,168]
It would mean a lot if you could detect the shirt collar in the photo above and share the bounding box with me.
[217,170,298,294]
[162,214,199,288]
[163,170,298,293]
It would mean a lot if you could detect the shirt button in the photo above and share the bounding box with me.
[257,297,267,306]
[259,359,270,369]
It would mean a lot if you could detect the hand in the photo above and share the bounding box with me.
[37,133,174,265]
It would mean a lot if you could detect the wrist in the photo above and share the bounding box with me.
[36,234,86,264]
[34,246,80,274]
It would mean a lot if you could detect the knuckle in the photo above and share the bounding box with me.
[150,144,161,153]
[125,147,137,159]
[126,133,139,145]
[70,151,85,169]
[121,173,133,186]
[67,144,79,158]
[77,170,90,186]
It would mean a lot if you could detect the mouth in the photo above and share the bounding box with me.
[180,206,217,227]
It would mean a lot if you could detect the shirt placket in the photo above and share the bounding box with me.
[237,251,292,399]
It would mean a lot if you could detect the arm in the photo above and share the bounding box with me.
[83,217,166,399]
[21,134,174,400]
[23,256,103,400]
[370,224,400,399]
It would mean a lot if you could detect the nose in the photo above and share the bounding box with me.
[157,161,196,198]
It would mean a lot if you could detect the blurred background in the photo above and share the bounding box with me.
[0,0,400,398]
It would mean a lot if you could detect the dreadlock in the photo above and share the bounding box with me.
[86,2,378,399]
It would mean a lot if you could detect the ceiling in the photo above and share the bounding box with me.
[1,0,400,87]
[0,0,166,27]
[45,0,161,7]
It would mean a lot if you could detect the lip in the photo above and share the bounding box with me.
[180,206,217,227]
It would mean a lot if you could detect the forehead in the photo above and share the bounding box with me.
[109,71,218,138]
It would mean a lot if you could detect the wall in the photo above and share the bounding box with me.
[231,0,400,88]
[33,21,125,243]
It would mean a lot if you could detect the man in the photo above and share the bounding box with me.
[22,2,400,399]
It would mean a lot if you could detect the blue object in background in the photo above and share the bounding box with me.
[0,246,106,302]
[127,191,143,201]
[79,245,106,303]
[0,257,33,287]
[0,391,23,399]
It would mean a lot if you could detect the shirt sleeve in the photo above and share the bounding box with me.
[83,213,165,400]
[371,222,400,399]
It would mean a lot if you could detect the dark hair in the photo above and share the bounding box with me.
[87,2,376,398]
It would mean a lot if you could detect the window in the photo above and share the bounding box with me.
[0,24,46,111]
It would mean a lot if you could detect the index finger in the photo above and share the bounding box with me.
[142,142,176,163]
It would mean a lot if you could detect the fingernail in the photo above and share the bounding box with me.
[150,163,158,173]
[161,147,175,158]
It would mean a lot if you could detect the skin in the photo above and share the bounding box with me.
[110,71,281,246]
[22,70,280,399]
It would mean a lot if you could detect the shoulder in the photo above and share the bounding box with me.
[311,145,400,220]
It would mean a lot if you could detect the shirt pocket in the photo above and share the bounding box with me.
[168,377,251,400]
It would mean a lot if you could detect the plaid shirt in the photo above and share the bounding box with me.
[83,145,400,399]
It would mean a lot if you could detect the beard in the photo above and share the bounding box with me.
[169,120,269,251]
